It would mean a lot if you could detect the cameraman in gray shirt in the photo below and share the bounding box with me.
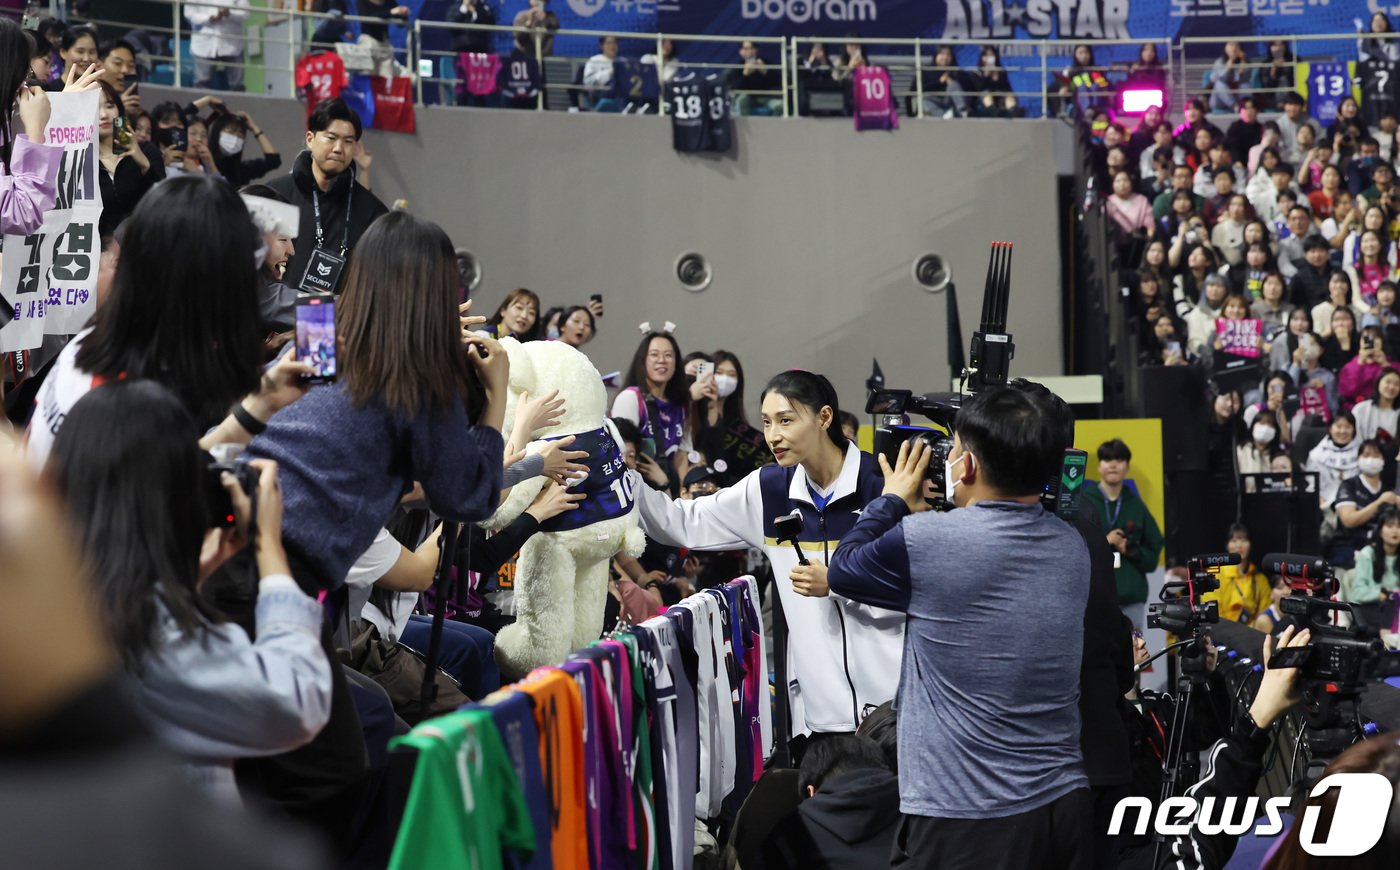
[828,386,1093,869]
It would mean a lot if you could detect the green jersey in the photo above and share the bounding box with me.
[389,709,536,870]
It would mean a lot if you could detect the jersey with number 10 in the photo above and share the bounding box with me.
[667,72,706,152]
[853,66,898,131]
[537,426,632,533]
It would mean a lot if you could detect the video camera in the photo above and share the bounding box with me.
[1260,554,1400,757]
[1148,553,1226,668]
[865,243,1088,514]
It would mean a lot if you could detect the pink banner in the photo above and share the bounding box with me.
[1216,319,1262,358]
[1300,384,1331,423]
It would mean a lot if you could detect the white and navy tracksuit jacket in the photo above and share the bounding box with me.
[632,441,905,735]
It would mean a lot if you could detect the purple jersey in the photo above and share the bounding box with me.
[565,648,629,870]
[853,66,898,132]
[537,427,632,533]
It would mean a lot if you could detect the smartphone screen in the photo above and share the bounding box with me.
[296,296,337,383]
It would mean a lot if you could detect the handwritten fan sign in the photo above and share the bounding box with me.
[1216,319,1262,358]
[0,90,102,353]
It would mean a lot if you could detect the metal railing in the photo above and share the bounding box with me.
[59,2,1400,122]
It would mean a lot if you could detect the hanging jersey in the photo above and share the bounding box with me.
[612,58,645,106]
[340,74,376,129]
[388,710,537,870]
[566,647,630,868]
[1309,62,1352,125]
[476,692,553,870]
[613,633,659,870]
[667,72,706,153]
[1361,59,1399,126]
[853,66,898,131]
[537,426,633,533]
[500,50,542,101]
[371,75,415,133]
[519,667,588,870]
[702,74,732,153]
[295,52,348,115]
[641,614,699,870]
[459,52,502,96]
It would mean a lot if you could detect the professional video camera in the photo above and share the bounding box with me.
[1147,553,1226,652]
[865,242,1088,513]
[1261,553,1400,758]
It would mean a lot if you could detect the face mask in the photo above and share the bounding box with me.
[218,133,244,155]
[1253,425,1277,444]
[714,374,738,399]
[944,452,969,503]
[545,324,560,340]
[1359,457,1386,476]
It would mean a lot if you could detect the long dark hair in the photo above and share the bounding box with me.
[75,176,263,428]
[337,210,481,418]
[761,369,848,450]
[48,381,216,668]
[1,19,36,173]
[1264,732,1400,869]
[624,331,688,406]
[712,349,748,425]
[486,288,542,341]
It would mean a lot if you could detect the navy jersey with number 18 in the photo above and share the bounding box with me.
[668,72,706,153]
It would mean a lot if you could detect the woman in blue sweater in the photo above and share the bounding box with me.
[247,211,508,592]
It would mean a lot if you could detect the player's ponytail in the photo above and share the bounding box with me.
[761,370,848,450]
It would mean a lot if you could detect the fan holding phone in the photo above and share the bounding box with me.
[246,211,510,594]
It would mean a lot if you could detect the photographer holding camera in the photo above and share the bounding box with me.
[46,380,332,803]
[827,386,1094,869]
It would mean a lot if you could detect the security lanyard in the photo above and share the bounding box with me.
[312,173,353,256]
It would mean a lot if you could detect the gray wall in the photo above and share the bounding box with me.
[145,85,1064,416]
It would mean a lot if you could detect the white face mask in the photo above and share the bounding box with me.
[218,133,244,155]
[1359,456,1386,476]
[944,452,969,504]
[545,324,560,340]
[1253,425,1277,444]
[714,374,738,399]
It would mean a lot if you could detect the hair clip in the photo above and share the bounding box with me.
[638,321,678,335]
[639,321,651,334]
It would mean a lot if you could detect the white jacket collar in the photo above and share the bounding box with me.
[788,441,862,508]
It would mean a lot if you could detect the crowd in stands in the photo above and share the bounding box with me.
[1084,17,1400,624]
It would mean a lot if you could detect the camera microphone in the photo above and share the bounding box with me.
[773,510,810,567]
[1261,553,1329,577]
[1192,553,1242,568]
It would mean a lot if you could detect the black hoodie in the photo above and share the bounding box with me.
[762,768,902,869]
[265,150,388,293]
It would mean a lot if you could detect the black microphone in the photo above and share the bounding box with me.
[1190,553,1242,568]
[1261,554,1330,577]
[773,510,810,567]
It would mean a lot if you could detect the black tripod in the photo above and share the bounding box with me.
[1151,633,1213,867]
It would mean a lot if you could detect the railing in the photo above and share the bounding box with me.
[57,1,1400,122]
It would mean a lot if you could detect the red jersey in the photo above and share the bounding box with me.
[295,52,348,115]
[371,75,415,133]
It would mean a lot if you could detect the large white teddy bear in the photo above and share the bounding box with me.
[485,337,647,678]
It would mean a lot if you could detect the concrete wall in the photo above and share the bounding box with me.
[144,85,1064,417]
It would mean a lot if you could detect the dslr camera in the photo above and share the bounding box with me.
[204,446,257,528]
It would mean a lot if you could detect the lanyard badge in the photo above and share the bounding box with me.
[300,176,353,293]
